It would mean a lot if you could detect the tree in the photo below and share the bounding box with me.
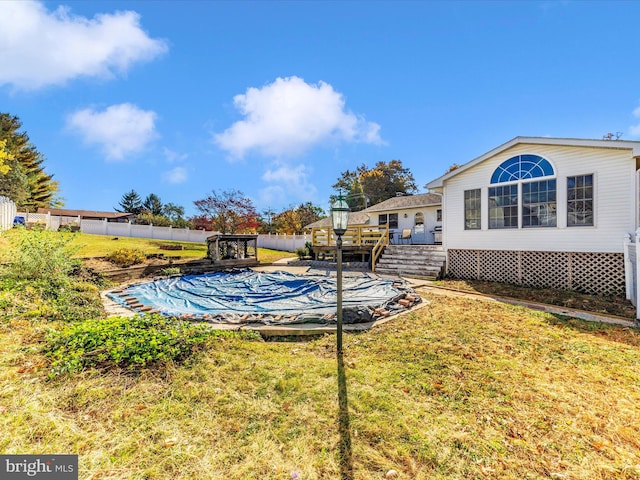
[143,193,164,216]
[0,139,12,175]
[333,160,417,209]
[163,202,185,222]
[0,113,60,210]
[135,212,172,226]
[273,202,324,234]
[192,189,259,233]
[116,189,143,215]
[259,207,277,234]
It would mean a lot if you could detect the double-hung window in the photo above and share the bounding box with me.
[522,179,557,227]
[488,185,518,229]
[567,174,594,226]
[464,189,481,229]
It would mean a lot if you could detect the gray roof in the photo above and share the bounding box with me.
[304,210,371,230]
[363,192,442,212]
[303,193,442,229]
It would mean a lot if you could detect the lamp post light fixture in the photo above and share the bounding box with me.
[331,194,350,353]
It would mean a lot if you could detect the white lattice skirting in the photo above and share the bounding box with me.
[447,249,625,296]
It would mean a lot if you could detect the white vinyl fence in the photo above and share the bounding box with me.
[81,219,212,243]
[257,233,309,252]
[0,196,17,231]
[15,214,212,243]
[13,212,310,252]
[623,231,640,321]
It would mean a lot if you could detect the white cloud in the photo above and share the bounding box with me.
[67,103,158,160]
[214,76,383,159]
[262,164,309,184]
[630,106,640,137]
[261,163,318,205]
[0,1,167,90]
[259,185,286,207]
[163,147,188,163]
[163,166,188,184]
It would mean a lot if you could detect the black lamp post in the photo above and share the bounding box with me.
[331,195,350,353]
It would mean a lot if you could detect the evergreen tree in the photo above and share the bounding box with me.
[116,189,143,214]
[0,113,60,211]
[143,193,164,216]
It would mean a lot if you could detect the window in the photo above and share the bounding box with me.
[378,213,399,229]
[488,185,518,229]
[522,179,556,227]
[436,209,442,222]
[414,212,424,226]
[491,154,554,184]
[487,154,555,229]
[567,174,594,226]
[388,213,398,229]
[464,189,481,230]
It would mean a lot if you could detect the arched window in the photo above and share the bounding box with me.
[491,154,554,184]
[488,154,557,229]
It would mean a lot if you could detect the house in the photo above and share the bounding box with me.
[36,208,135,223]
[426,136,640,296]
[365,192,442,244]
[305,193,442,244]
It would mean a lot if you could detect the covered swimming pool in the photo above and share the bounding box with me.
[108,269,420,325]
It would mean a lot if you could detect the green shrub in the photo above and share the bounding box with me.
[1,229,80,287]
[158,267,181,276]
[44,315,259,375]
[106,248,147,267]
[295,247,307,260]
[0,230,104,324]
[134,213,172,227]
[305,241,314,257]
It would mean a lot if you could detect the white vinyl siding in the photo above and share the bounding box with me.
[442,144,635,253]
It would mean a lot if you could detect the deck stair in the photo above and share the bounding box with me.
[375,245,446,280]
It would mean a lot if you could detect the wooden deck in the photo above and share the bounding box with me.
[310,225,389,272]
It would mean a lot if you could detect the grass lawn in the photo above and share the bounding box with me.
[2,292,639,479]
[1,231,294,264]
[69,233,294,264]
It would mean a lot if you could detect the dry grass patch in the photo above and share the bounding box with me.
[435,278,636,319]
[1,293,640,479]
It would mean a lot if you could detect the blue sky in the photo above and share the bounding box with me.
[2,0,640,217]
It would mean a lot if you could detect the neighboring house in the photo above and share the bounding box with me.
[426,136,640,296]
[36,208,135,223]
[365,192,442,244]
[304,210,372,230]
[304,193,442,244]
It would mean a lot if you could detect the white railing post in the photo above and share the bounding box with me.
[624,233,633,301]
[635,229,640,319]
[102,218,108,235]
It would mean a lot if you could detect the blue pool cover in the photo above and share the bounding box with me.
[109,269,418,325]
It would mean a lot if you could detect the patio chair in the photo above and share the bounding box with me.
[400,229,412,244]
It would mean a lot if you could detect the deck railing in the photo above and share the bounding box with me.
[310,225,389,271]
